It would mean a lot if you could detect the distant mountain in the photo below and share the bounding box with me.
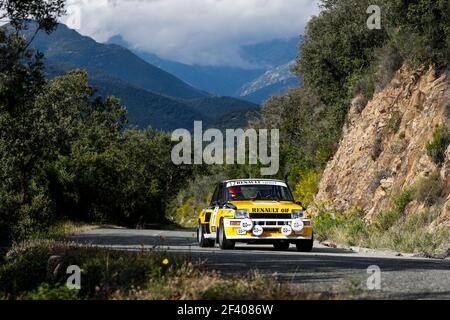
[19,23,259,131]
[45,59,259,131]
[108,35,264,97]
[44,60,205,131]
[239,61,300,103]
[239,37,302,68]
[24,23,208,100]
[107,35,303,104]
[185,97,260,121]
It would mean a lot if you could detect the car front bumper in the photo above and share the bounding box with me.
[223,218,313,240]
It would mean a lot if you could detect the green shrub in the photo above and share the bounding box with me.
[426,124,450,165]
[314,207,368,245]
[385,0,450,67]
[313,204,448,256]
[349,68,376,111]
[345,214,368,246]
[372,189,412,231]
[168,169,227,227]
[0,242,179,300]
[369,222,450,255]
[0,242,53,296]
[395,189,413,213]
[353,206,448,255]
[373,210,402,232]
[19,283,80,300]
[293,168,321,207]
[404,210,440,231]
[313,207,341,242]
[412,171,445,205]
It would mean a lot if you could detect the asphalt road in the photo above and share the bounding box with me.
[71,228,450,299]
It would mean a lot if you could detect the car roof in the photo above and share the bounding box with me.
[221,179,287,184]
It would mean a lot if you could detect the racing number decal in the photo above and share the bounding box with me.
[211,205,220,228]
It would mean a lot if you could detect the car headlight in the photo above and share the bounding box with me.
[234,209,250,219]
[292,210,305,219]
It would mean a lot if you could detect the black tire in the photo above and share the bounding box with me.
[218,220,235,250]
[296,233,314,252]
[273,241,290,251]
[197,223,215,248]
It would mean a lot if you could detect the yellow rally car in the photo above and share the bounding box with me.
[197,179,313,251]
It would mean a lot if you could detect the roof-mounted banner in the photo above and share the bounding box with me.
[226,180,287,188]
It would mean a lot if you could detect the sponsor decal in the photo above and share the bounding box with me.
[226,180,287,188]
[237,228,247,235]
[251,207,290,213]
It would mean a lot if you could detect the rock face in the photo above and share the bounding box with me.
[316,66,450,225]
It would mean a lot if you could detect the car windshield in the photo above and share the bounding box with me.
[227,184,294,201]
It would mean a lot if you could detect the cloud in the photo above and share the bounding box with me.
[61,0,319,66]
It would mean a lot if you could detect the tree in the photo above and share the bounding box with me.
[0,0,66,242]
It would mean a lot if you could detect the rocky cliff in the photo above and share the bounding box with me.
[316,66,450,226]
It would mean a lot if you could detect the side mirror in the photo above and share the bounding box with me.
[223,202,237,210]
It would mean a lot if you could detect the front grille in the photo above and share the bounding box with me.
[250,213,292,220]
[205,212,212,223]
[255,221,289,227]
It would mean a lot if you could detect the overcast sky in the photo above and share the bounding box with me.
[60,0,320,66]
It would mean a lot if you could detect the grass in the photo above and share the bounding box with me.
[314,169,450,257]
[29,221,103,241]
[314,192,449,257]
[412,171,445,206]
[0,241,364,300]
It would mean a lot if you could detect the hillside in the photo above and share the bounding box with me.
[19,23,259,131]
[46,61,257,131]
[316,66,450,227]
[239,61,300,103]
[108,35,302,103]
[25,23,208,100]
[107,36,263,97]
[185,97,260,130]
[185,97,260,121]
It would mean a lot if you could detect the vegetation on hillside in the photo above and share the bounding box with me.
[1,0,449,254]
[261,0,450,185]
[254,0,450,254]
[0,1,194,244]
[313,204,449,257]
[426,124,450,165]
[171,0,450,231]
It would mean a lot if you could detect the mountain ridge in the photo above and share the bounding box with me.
[108,34,303,104]
[24,23,209,100]
[19,22,259,131]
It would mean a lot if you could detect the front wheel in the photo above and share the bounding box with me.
[218,220,235,250]
[198,223,215,248]
[295,233,314,252]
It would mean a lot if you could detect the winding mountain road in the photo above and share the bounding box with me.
[71,228,450,299]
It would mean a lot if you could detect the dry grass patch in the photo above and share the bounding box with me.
[1,242,361,300]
